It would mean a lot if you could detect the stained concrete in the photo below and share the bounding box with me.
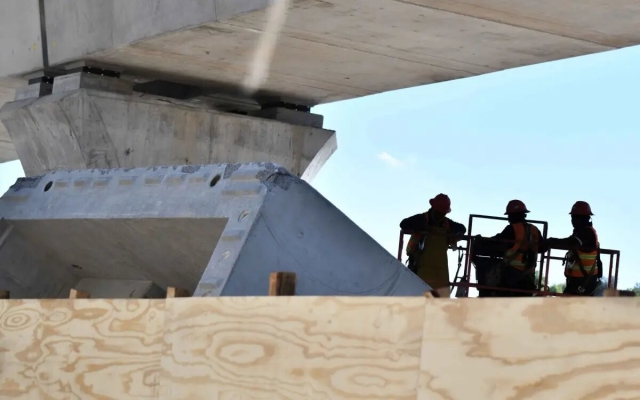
[0,163,429,298]
[0,88,336,179]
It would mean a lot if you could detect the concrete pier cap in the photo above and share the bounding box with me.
[0,163,430,299]
[0,72,336,180]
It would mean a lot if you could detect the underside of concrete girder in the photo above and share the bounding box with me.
[1,0,640,164]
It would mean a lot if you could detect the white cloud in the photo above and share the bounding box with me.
[377,152,406,169]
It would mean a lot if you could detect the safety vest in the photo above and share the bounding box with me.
[564,227,599,278]
[504,222,540,271]
[406,212,450,255]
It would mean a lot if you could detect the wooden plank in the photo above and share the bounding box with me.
[604,289,620,297]
[69,288,91,299]
[417,298,640,399]
[605,289,636,297]
[160,296,426,399]
[424,287,450,298]
[166,287,190,298]
[0,299,165,399]
[0,296,639,399]
[269,272,296,296]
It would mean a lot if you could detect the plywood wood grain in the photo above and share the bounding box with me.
[160,297,426,399]
[418,298,640,400]
[0,299,165,399]
[0,297,639,399]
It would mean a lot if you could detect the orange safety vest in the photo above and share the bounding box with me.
[564,227,599,278]
[504,222,540,271]
[406,212,450,255]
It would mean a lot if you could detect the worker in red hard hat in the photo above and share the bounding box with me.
[476,200,546,297]
[400,193,466,290]
[546,201,602,296]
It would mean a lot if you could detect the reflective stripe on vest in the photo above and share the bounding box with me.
[504,222,540,271]
[564,227,599,278]
[406,212,450,255]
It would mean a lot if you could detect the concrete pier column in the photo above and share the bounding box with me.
[0,73,336,180]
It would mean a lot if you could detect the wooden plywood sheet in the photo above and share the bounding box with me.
[0,299,165,399]
[160,296,426,399]
[0,297,639,399]
[418,298,640,399]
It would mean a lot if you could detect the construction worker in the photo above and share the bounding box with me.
[400,193,466,290]
[476,200,545,297]
[546,201,602,296]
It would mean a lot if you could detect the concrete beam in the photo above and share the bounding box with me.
[0,0,272,79]
[0,77,25,161]
[75,278,166,299]
[0,82,336,180]
[0,0,43,78]
[2,0,639,164]
[0,164,429,298]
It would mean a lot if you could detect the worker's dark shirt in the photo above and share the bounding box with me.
[400,211,466,236]
[491,223,549,253]
[546,223,597,252]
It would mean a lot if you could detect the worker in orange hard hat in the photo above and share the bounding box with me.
[546,201,602,296]
[400,193,466,290]
[475,200,546,297]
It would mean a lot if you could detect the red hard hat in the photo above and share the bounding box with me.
[570,201,593,216]
[429,193,451,214]
[505,200,530,215]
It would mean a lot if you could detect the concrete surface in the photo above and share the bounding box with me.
[0,220,77,298]
[46,0,640,104]
[0,0,270,77]
[75,278,166,299]
[2,1,640,163]
[0,88,336,179]
[0,78,25,161]
[0,0,42,78]
[0,163,429,298]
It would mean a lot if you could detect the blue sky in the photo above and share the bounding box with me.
[1,45,639,289]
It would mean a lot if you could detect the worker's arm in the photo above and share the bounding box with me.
[400,213,428,232]
[546,228,596,251]
[492,225,515,241]
[445,218,466,247]
[483,225,514,253]
[446,219,467,236]
[537,237,549,253]
[536,227,549,253]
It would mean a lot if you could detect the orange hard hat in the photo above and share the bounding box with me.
[429,193,451,214]
[570,201,593,216]
[505,199,530,215]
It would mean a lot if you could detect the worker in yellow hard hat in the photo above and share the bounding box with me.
[400,194,466,290]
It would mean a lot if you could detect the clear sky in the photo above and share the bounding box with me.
[1,45,639,289]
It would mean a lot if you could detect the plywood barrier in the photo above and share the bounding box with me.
[0,297,639,399]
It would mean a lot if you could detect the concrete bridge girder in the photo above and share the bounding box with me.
[1,0,640,167]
